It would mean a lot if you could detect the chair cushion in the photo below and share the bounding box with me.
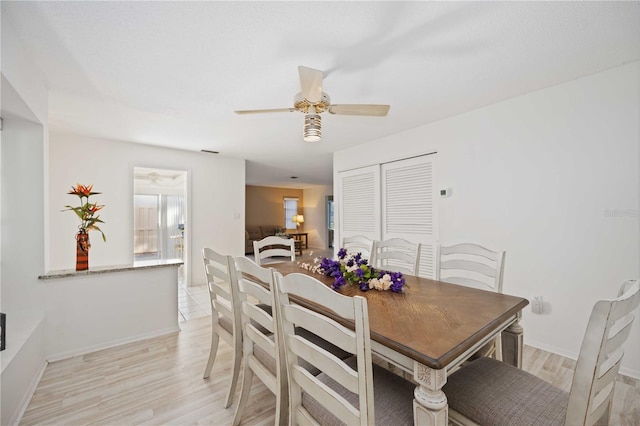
[443,357,568,426]
[302,356,415,426]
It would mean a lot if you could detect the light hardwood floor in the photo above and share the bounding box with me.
[21,312,640,425]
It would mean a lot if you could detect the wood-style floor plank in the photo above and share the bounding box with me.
[20,316,640,425]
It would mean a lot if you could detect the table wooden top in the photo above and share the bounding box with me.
[271,261,529,369]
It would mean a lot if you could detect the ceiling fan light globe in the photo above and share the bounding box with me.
[303,114,322,142]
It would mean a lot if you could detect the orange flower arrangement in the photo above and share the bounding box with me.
[63,184,106,241]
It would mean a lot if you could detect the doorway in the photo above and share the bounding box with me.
[327,196,334,248]
[133,167,188,283]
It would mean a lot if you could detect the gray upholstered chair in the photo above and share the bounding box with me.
[201,248,242,409]
[273,271,416,425]
[443,280,640,426]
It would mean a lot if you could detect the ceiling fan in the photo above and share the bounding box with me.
[234,66,390,142]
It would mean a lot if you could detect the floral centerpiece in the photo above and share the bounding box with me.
[63,184,106,270]
[299,248,406,293]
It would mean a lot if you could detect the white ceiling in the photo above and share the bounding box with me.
[4,1,639,188]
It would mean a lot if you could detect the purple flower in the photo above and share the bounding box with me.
[332,275,347,290]
[389,271,406,293]
[320,248,406,294]
[337,248,348,259]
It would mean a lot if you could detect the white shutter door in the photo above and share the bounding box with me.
[338,165,381,244]
[381,154,438,278]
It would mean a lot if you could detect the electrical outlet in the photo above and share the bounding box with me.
[531,296,543,314]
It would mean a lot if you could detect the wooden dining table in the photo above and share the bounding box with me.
[271,261,529,426]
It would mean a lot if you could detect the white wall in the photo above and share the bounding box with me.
[48,133,245,287]
[1,10,50,425]
[44,266,180,360]
[334,62,640,378]
[303,185,332,249]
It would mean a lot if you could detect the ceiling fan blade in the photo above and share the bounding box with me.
[235,108,296,114]
[298,66,323,103]
[328,104,390,116]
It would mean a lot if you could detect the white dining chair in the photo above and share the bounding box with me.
[444,279,640,426]
[342,235,374,259]
[371,237,421,275]
[273,271,416,425]
[436,243,505,292]
[201,247,242,409]
[436,243,506,360]
[253,235,295,266]
[232,257,287,426]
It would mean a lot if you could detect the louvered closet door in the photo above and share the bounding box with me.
[338,165,381,245]
[381,154,438,278]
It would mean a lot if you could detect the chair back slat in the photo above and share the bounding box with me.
[437,243,505,293]
[209,282,232,302]
[440,276,494,291]
[372,238,421,276]
[610,291,640,322]
[342,235,374,259]
[566,280,640,426]
[244,302,275,334]
[593,353,622,395]
[253,236,296,266]
[440,259,497,278]
[292,367,360,425]
[283,304,357,354]
[274,272,375,426]
[215,301,233,321]
[603,314,634,357]
[440,243,501,260]
[279,273,360,317]
[206,262,231,283]
[245,322,276,355]
[288,335,359,393]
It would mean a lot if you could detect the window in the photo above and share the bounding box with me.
[284,197,299,230]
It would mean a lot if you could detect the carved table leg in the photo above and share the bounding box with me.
[413,362,448,426]
[501,318,524,368]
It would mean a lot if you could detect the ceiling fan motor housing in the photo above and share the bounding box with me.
[294,92,331,114]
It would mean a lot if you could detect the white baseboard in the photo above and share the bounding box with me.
[525,338,640,380]
[46,326,181,363]
[10,360,47,426]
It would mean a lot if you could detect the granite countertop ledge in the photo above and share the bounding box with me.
[39,258,184,280]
